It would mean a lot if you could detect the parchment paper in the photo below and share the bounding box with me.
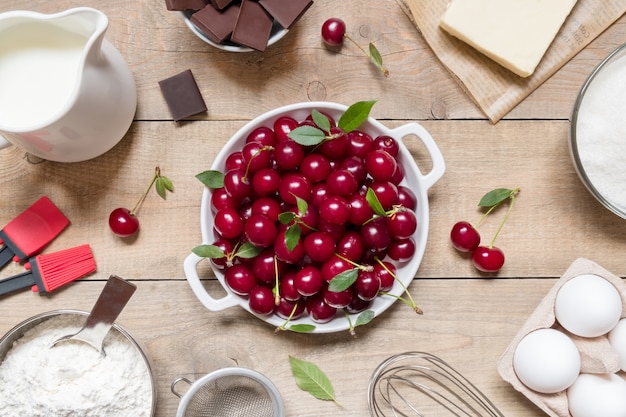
[398,0,626,123]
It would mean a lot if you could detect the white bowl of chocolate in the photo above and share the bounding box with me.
[166,0,313,52]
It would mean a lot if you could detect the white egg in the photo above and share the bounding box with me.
[555,274,622,338]
[513,328,580,393]
[609,318,626,372]
[567,373,626,417]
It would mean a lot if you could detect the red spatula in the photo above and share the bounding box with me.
[0,196,70,269]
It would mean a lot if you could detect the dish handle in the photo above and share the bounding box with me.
[390,123,445,190]
[183,252,240,311]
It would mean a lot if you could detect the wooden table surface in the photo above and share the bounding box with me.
[1,1,625,416]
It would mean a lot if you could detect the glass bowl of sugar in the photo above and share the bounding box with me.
[570,42,626,219]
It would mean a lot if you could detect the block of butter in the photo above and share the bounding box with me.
[439,0,577,78]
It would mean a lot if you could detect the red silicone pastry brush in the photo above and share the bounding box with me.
[0,196,70,269]
[0,244,96,296]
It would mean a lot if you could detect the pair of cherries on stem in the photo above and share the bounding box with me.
[450,188,520,273]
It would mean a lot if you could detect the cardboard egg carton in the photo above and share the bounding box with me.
[497,258,626,417]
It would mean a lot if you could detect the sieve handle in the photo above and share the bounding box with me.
[171,376,192,398]
[389,122,445,190]
[183,252,241,311]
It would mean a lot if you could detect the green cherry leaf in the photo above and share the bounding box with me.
[478,188,515,208]
[155,179,166,199]
[159,175,174,191]
[365,187,387,217]
[235,242,263,259]
[311,109,331,133]
[328,269,358,292]
[288,125,326,146]
[285,224,302,251]
[196,170,224,189]
[289,324,316,333]
[369,43,383,68]
[289,356,339,403]
[338,100,376,133]
[295,195,308,216]
[354,310,375,327]
[192,244,225,259]
[278,211,296,224]
[155,176,174,200]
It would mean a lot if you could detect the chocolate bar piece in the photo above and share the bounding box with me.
[231,0,273,51]
[211,0,233,10]
[158,69,207,122]
[165,0,208,11]
[191,3,240,44]
[259,0,313,29]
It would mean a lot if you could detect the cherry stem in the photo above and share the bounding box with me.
[489,190,518,248]
[275,302,300,333]
[334,252,373,272]
[243,146,272,182]
[374,258,422,314]
[343,309,357,338]
[343,34,389,77]
[475,188,520,248]
[273,256,281,305]
[130,167,160,216]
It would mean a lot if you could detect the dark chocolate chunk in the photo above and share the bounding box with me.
[191,3,240,44]
[211,0,234,10]
[259,0,313,29]
[158,69,207,122]
[230,0,273,52]
[165,0,208,11]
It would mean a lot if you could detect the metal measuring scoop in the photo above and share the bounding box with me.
[50,275,136,356]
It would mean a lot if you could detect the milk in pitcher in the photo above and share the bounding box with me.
[0,22,85,129]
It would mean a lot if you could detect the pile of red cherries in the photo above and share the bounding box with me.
[206,110,418,325]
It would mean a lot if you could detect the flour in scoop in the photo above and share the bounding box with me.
[0,315,152,417]
[575,51,626,213]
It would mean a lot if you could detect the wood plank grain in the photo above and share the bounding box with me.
[0,1,622,121]
[0,2,624,416]
[1,119,624,281]
[0,278,558,417]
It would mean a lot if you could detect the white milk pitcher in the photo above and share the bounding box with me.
[0,7,136,162]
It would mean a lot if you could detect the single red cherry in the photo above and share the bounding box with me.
[109,167,172,238]
[306,294,337,323]
[248,286,276,316]
[109,207,140,237]
[450,221,481,252]
[275,297,305,319]
[387,238,416,262]
[273,116,298,143]
[321,18,346,46]
[224,264,257,296]
[471,246,505,272]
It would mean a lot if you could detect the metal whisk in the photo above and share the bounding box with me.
[368,352,505,417]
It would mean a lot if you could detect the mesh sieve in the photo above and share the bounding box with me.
[172,368,285,417]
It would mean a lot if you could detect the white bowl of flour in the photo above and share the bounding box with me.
[0,310,156,417]
[570,42,626,219]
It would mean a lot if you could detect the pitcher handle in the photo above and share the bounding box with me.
[0,135,11,151]
[183,252,240,311]
[389,123,446,190]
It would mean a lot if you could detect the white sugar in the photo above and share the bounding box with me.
[575,50,626,213]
